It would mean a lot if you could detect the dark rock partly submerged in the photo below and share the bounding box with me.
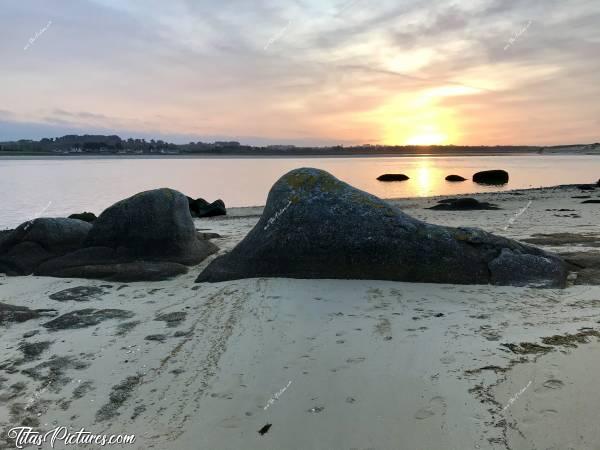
[473,170,509,185]
[445,175,466,182]
[377,174,409,182]
[196,168,566,287]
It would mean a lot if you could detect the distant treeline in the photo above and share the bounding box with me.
[0,134,563,156]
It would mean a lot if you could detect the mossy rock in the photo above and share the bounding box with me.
[196,168,566,287]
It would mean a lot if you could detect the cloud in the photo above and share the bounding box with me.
[0,0,598,145]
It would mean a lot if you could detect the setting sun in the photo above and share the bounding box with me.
[380,112,455,146]
[366,87,463,146]
[406,129,448,145]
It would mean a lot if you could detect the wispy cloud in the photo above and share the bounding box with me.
[0,0,598,145]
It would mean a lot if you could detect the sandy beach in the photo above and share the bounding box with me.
[1,184,600,450]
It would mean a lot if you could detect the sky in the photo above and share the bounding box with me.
[1,0,599,146]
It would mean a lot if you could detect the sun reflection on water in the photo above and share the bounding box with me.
[414,158,443,197]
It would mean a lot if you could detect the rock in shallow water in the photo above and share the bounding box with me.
[196,168,566,287]
[472,169,509,185]
[445,174,466,182]
[376,173,409,182]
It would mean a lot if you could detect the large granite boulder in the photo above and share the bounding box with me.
[0,218,91,275]
[35,188,218,281]
[196,168,566,287]
[83,188,210,263]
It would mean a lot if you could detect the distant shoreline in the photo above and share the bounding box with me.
[1,149,598,160]
[0,152,535,160]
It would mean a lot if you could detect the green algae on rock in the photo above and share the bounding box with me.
[196,168,567,287]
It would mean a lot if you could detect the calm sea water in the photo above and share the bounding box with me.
[0,154,598,229]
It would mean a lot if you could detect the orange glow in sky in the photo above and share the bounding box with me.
[1,1,598,145]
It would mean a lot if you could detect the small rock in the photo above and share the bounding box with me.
[23,330,40,338]
[68,212,97,223]
[376,174,409,182]
[472,169,509,185]
[428,198,500,210]
[445,175,466,182]
[258,424,272,436]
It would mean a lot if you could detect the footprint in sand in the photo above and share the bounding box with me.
[346,357,366,364]
[414,408,435,420]
[542,379,564,390]
[440,355,455,365]
[375,317,392,339]
[414,396,447,420]
[218,415,241,429]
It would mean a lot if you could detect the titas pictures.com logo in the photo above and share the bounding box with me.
[6,427,136,448]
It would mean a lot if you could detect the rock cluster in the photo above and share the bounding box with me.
[0,188,217,281]
[187,197,227,217]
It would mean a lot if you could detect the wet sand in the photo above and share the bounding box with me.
[1,184,600,450]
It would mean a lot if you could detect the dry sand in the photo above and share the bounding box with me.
[1,184,600,450]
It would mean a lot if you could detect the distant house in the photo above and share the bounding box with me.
[267,145,296,150]
[214,141,240,147]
